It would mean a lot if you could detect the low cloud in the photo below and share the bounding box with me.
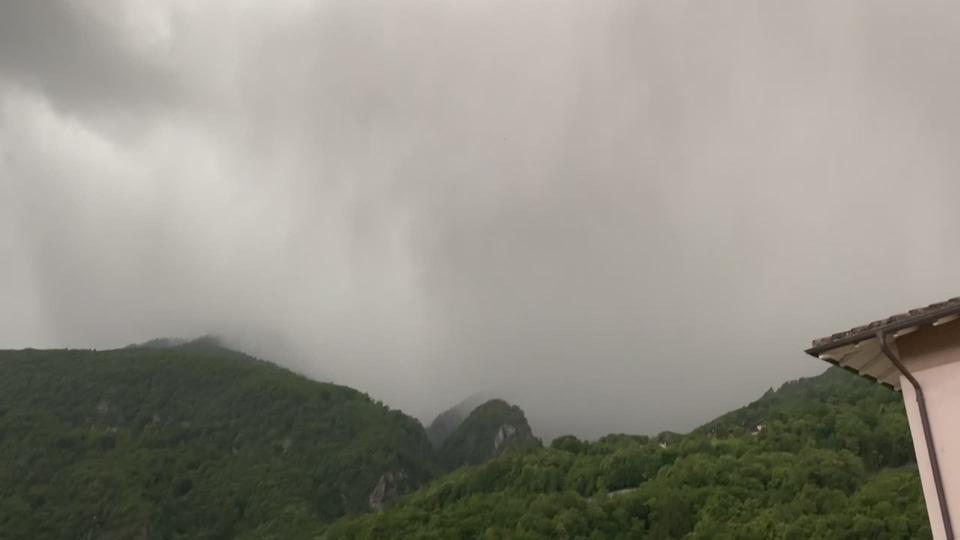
[2,0,960,440]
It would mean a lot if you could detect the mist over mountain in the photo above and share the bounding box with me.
[426,393,493,449]
[5,1,960,440]
[2,2,956,537]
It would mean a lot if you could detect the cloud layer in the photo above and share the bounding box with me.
[3,0,960,439]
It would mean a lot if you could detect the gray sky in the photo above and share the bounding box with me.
[2,0,960,441]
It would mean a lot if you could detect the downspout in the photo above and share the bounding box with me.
[877,331,954,540]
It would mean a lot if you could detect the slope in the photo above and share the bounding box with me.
[438,399,542,470]
[0,343,437,539]
[323,367,929,539]
[426,393,492,449]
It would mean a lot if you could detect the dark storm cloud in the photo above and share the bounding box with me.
[3,1,960,440]
[0,0,179,114]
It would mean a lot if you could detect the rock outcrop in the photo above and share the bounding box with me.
[368,471,408,512]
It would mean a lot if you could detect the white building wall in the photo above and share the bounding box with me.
[897,322,960,540]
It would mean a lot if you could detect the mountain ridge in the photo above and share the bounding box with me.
[0,342,437,538]
[324,366,929,538]
[0,342,930,539]
[438,398,542,470]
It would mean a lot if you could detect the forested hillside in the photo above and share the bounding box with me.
[324,367,930,539]
[0,343,437,539]
[0,342,931,539]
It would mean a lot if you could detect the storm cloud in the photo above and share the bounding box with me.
[3,0,960,440]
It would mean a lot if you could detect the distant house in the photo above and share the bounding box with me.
[806,297,960,540]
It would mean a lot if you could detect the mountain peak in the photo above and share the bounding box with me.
[439,398,541,469]
[426,392,495,448]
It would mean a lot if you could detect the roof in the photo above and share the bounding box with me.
[805,296,960,390]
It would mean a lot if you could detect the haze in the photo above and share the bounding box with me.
[2,0,960,441]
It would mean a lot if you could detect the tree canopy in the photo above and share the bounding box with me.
[325,368,929,539]
[0,343,931,539]
[0,344,437,539]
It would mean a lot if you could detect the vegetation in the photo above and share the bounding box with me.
[0,339,932,539]
[438,399,542,470]
[0,342,437,539]
[426,394,489,449]
[325,368,929,539]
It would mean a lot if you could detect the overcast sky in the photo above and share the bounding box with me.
[2,0,960,440]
